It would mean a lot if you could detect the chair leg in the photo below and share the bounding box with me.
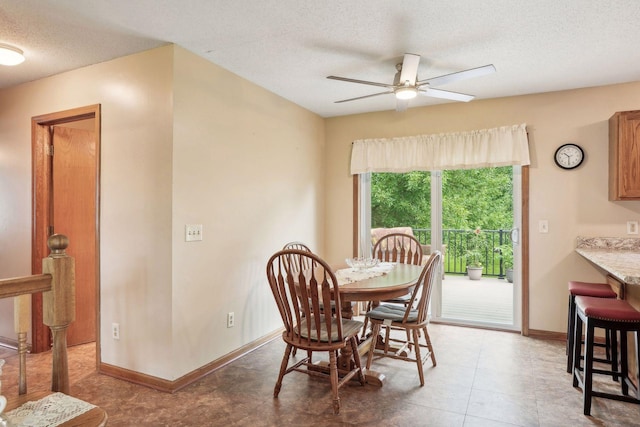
[361,302,372,339]
[274,344,293,397]
[366,323,381,370]
[405,329,412,351]
[350,336,366,385]
[423,326,436,366]
[329,350,340,414]
[413,328,425,386]
[383,325,391,354]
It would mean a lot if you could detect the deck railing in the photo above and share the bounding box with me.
[0,234,74,395]
[412,228,512,277]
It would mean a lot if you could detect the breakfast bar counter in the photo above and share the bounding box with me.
[576,236,640,284]
[575,236,640,286]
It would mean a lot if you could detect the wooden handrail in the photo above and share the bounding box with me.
[0,234,74,395]
[0,274,52,298]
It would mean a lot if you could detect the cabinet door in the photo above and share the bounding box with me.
[610,110,640,200]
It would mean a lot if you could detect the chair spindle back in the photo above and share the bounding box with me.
[267,249,345,346]
[372,233,423,265]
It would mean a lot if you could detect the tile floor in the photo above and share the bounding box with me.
[1,324,639,426]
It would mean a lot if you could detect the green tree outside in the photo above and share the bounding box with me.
[371,167,514,275]
[371,167,513,231]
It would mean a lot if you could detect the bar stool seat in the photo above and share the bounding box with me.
[566,281,617,373]
[572,295,640,415]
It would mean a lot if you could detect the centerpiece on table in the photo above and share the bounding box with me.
[345,257,379,270]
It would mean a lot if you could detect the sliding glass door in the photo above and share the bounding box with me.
[432,167,521,330]
[359,166,522,332]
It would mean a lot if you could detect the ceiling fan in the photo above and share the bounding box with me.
[327,53,496,112]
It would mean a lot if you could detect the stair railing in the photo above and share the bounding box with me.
[0,234,75,395]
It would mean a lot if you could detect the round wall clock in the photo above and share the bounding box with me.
[554,143,584,170]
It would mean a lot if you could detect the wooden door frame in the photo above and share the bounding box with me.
[352,165,531,335]
[31,104,101,356]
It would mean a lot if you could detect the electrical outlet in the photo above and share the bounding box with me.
[627,221,638,235]
[227,312,234,328]
[185,224,203,242]
[112,323,120,340]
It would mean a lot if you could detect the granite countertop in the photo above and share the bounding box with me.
[576,237,640,285]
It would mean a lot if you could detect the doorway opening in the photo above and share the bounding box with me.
[31,105,101,362]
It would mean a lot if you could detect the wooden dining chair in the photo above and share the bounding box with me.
[371,232,424,265]
[362,233,424,339]
[282,241,313,272]
[282,241,335,311]
[365,251,441,386]
[281,241,314,357]
[266,249,366,414]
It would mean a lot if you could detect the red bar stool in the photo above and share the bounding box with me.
[566,281,617,374]
[572,296,640,415]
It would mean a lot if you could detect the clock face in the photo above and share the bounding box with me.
[554,144,584,170]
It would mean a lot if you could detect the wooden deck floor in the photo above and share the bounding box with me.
[440,274,514,325]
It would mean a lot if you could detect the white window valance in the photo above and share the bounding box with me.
[350,123,530,174]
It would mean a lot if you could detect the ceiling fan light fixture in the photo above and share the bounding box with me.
[0,43,25,66]
[395,86,417,100]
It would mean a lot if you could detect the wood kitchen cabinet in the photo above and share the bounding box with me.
[609,110,640,200]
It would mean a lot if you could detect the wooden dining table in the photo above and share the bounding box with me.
[334,262,424,386]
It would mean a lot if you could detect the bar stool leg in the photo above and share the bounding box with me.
[583,319,595,416]
[621,329,629,396]
[573,308,583,388]
[635,330,640,397]
[567,294,576,373]
[611,328,619,381]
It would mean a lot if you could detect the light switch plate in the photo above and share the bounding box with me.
[538,220,549,233]
[627,221,638,235]
[185,224,203,241]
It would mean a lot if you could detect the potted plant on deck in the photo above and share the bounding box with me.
[464,228,487,280]
[496,244,514,283]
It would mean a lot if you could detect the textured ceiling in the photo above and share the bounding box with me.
[2,0,640,118]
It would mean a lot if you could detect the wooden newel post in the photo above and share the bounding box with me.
[42,234,75,394]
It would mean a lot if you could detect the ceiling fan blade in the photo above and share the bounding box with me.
[420,87,474,102]
[418,64,496,87]
[399,53,420,85]
[396,99,409,112]
[327,75,392,89]
[334,91,394,103]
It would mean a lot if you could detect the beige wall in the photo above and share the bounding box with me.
[0,45,325,381]
[0,46,176,376]
[324,82,640,333]
[170,47,325,374]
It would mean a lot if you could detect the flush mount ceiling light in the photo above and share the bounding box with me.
[0,43,25,66]
[394,85,418,100]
